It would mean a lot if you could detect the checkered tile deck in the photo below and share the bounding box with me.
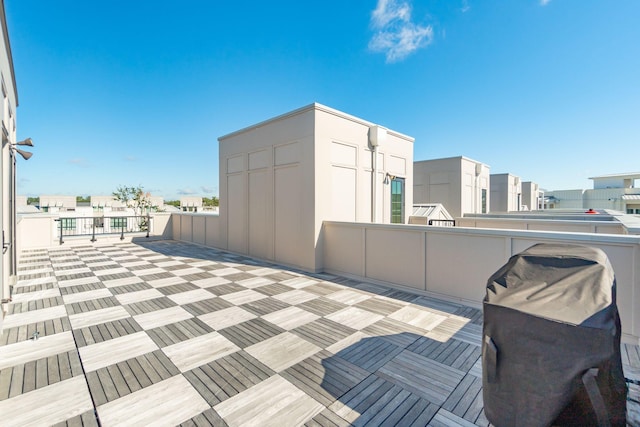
[1,240,638,426]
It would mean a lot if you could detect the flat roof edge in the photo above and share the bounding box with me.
[218,102,414,143]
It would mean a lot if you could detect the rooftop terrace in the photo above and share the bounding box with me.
[0,240,638,426]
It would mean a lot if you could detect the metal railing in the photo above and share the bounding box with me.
[428,219,456,227]
[55,215,151,244]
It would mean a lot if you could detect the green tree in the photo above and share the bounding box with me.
[112,185,153,229]
[27,197,39,205]
[203,196,219,207]
[165,200,180,207]
[76,195,90,203]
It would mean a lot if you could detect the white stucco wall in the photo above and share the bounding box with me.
[414,156,490,218]
[218,103,414,272]
[490,173,522,212]
[0,2,19,326]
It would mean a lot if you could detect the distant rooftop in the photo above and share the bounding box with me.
[589,172,640,180]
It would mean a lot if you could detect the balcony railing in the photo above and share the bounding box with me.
[428,219,456,227]
[54,215,151,244]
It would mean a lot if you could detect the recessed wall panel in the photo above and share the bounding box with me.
[331,142,357,167]
[274,142,301,166]
[227,156,244,174]
[249,150,269,170]
[227,174,246,254]
[249,171,269,258]
[274,166,303,266]
[331,166,356,222]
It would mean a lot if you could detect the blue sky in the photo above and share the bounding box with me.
[6,0,640,199]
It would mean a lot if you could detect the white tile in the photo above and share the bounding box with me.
[280,277,318,289]
[0,376,94,427]
[0,331,76,369]
[191,276,230,288]
[2,305,68,329]
[114,288,164,305]
[15,275,57,288]
[54,267,91,276]
[212,267,242,276]
[154,260,184,268]
[235,277,275,288]
[262,307,320,330]
[389,305,447,331]
[147,276,187,288]
[131,267,166,276]
[80,331,159,372]
[245,267,280,276]
[167,289,216,305]
[245,332,321,372]
[272,290,317,305]
[325,289,371,305]
[98,375,210,427]
[197,306,257,330]
[62,288,113,304]
[214,375,324,427]
[134,306,193,330]
[220,289,267,305]
[10,288,61,303]
[326,331,370,355]
[69,306,130,329]
[102,276,143,288]
[162,332,240,372]
[94,267,131,277]
[171,267,205,276]
[57,275,101,288]
[325,307,384,330]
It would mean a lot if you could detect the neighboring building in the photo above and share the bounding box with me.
[180,197,202,212]
[39,195,77,212]
[408,204,454,225]
[490,173,522,212]
[545,173,640,213]
[90,195,126,213]
[521,181,543,211]
[413,156,490,218]
[218,103,413,272]
[1,0,20,326]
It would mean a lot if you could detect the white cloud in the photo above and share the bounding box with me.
[461,0,470,13]
[177,188,197,195]
[369,0,433,63]
[540,0,552,5]
[201,186,214,193]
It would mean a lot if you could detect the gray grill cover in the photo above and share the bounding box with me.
[482,243,626,426]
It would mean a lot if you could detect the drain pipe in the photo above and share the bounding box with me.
[369,126,387,223]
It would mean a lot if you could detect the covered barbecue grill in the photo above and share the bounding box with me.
[482,243,626,426]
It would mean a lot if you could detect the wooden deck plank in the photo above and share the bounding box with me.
[8,365,24,398]
[135,352,164,383]
[353,385,407,427]
[48,354,61,384]
[183,370,222,406]
[86,370,108,406]
[96,366,120,403]
[0,367,12,400]
[117,360,142,394]
[125,358,152,388]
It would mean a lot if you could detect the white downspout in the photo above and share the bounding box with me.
[369,126,387,223]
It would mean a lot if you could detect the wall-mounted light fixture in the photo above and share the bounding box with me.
[12,137,34,160]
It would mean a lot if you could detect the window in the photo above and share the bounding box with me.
[628,209,634,214]
[390,177,405,224]
[61,218,76,230]
[110,217,127,228]
[481,189,487,213]
[94,217,104,228]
